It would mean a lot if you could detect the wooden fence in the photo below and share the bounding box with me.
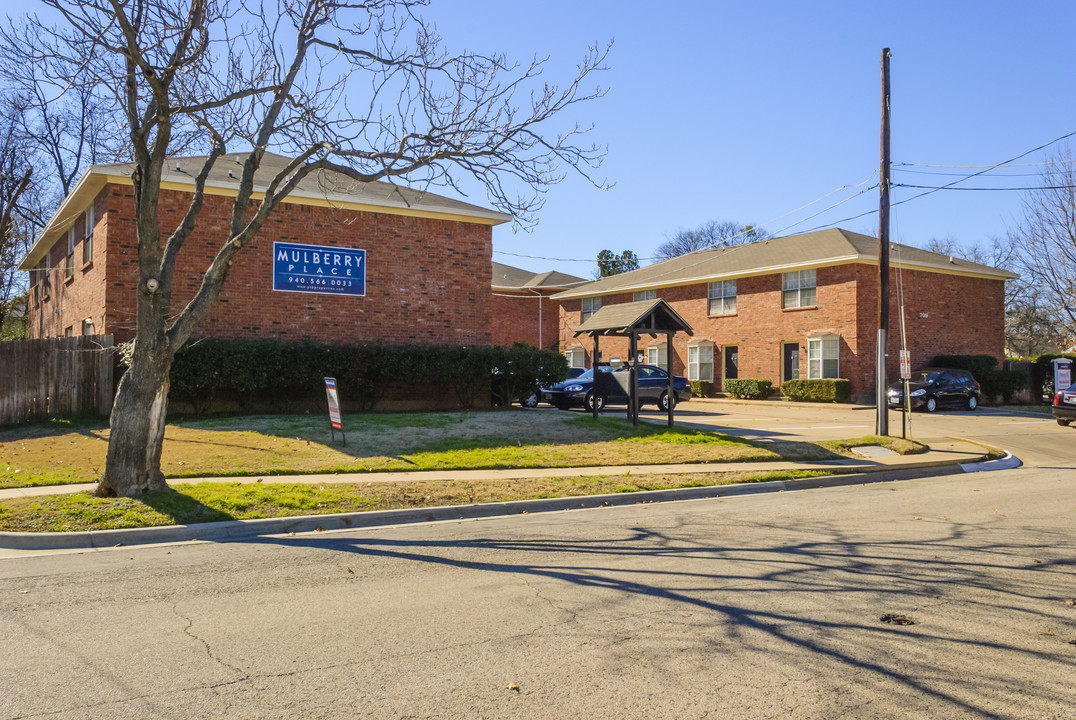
[0,335,115,425]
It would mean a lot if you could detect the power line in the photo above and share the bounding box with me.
[896,183,1076,191]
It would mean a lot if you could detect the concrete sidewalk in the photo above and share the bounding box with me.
[0,437,1018,552]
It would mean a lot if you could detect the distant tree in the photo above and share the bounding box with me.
[655,220,770,260]
[1006,148,1076,353]
[0,101,33,337]
[596,249,640,278]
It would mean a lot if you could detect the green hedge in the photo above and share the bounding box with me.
[722,378,772,400]
[932,354,1027,403]
[780,378,851,403]
[690,380,712,398]
[1027,353,1076,399]
[162,338,567,416]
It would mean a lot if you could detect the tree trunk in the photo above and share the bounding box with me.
[96,334,174,497]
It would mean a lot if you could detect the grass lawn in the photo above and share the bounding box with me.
[0,469,842,533]
[0,409,882,490]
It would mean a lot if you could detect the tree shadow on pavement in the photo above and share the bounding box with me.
[263,515,1075,719]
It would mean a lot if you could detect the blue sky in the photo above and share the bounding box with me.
[423,1,1076,277]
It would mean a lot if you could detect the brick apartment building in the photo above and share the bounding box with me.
[20,153,513,347]
[553,229,1016,401]
[490,262,585,350]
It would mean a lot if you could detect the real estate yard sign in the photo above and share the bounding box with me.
[324,377,345,444]
[273,241,366,296]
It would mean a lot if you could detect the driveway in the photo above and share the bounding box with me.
[634,398,1069,468]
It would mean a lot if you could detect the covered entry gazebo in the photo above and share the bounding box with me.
[573,298,694,427]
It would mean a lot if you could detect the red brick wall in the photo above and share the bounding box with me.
[558,263,1007,399]
[28,189,108,339]
[490,290,562,349]
[46,183,494,346]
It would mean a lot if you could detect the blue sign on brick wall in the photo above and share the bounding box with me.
[273,242,366,297]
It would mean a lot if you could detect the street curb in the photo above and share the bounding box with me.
[0,455,1002,551]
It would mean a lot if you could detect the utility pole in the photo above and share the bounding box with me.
[876,48,892,436]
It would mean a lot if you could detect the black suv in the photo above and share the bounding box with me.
[887,368,981,412]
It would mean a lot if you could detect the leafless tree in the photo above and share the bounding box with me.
[1,0,609,497]
[0,100,34,336]
[1005,148,1076,354]
[654,220,770,261]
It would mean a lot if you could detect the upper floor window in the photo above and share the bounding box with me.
[633,289,656,302]
[65,227,75,278]
[782,269,816,308]
[708,279,737,315]
[581,296,601,322]
[83,206,95,264]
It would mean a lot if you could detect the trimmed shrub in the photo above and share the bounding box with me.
[167,338,566,416]
[723,378,772,400]
[780,378,852,403]
[690,380,712,398]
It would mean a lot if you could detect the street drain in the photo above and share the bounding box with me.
[880,613,916,626]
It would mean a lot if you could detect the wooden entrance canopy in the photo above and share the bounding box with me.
[573,298,694,426]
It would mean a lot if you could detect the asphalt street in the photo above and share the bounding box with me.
[1,401,1073,719]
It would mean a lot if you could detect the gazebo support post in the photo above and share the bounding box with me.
[666,330,674,427]
[591,334,601,420]
[629,332,639,427]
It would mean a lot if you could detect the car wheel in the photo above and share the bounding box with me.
[584,391,605,413]
[966,395,978,411]
[659,391,676,412]
[924,396,938,413]
[519,390,539,408]
[1058,417,1071,427]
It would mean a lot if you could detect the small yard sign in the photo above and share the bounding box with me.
[273,241,366,296]
[324,377,345,443]
[899,350,911,380]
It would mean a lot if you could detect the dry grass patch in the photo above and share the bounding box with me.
[0,469,839,533]
[1,410,825,489]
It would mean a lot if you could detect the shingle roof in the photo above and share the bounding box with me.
[552,228,1017,299]
[21,152,511,270]
[491,262,587,291]
[573,298,693,337]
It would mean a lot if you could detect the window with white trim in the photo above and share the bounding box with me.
[564,347,586,368]
[83,206,94,264]
[581,296,601,322]
[708,279,736,315]
[65,227,75,278]
[633,289,656,302]
[782,269,816,308]
[687,342,714,382]
[807,335,840,379]
[646,344,668,367]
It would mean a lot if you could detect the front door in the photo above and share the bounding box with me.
[783,342,800,382]
[724,346,739,381]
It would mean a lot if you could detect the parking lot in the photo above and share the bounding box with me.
[615,397,1073,469]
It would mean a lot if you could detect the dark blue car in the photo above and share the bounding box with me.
[542,364,691,412]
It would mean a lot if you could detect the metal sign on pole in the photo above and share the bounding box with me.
[324,377,345,445]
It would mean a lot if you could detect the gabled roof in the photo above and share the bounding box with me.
[492,261,587,291]
[21,152,511,270]
[573,298,693,337]
[552,228,1018,300]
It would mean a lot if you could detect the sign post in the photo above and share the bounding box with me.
[899,350,911,439]
[1053,358,1072,396]
[324,377,345,445]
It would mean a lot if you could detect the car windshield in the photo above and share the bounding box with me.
[909,370,942,383]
